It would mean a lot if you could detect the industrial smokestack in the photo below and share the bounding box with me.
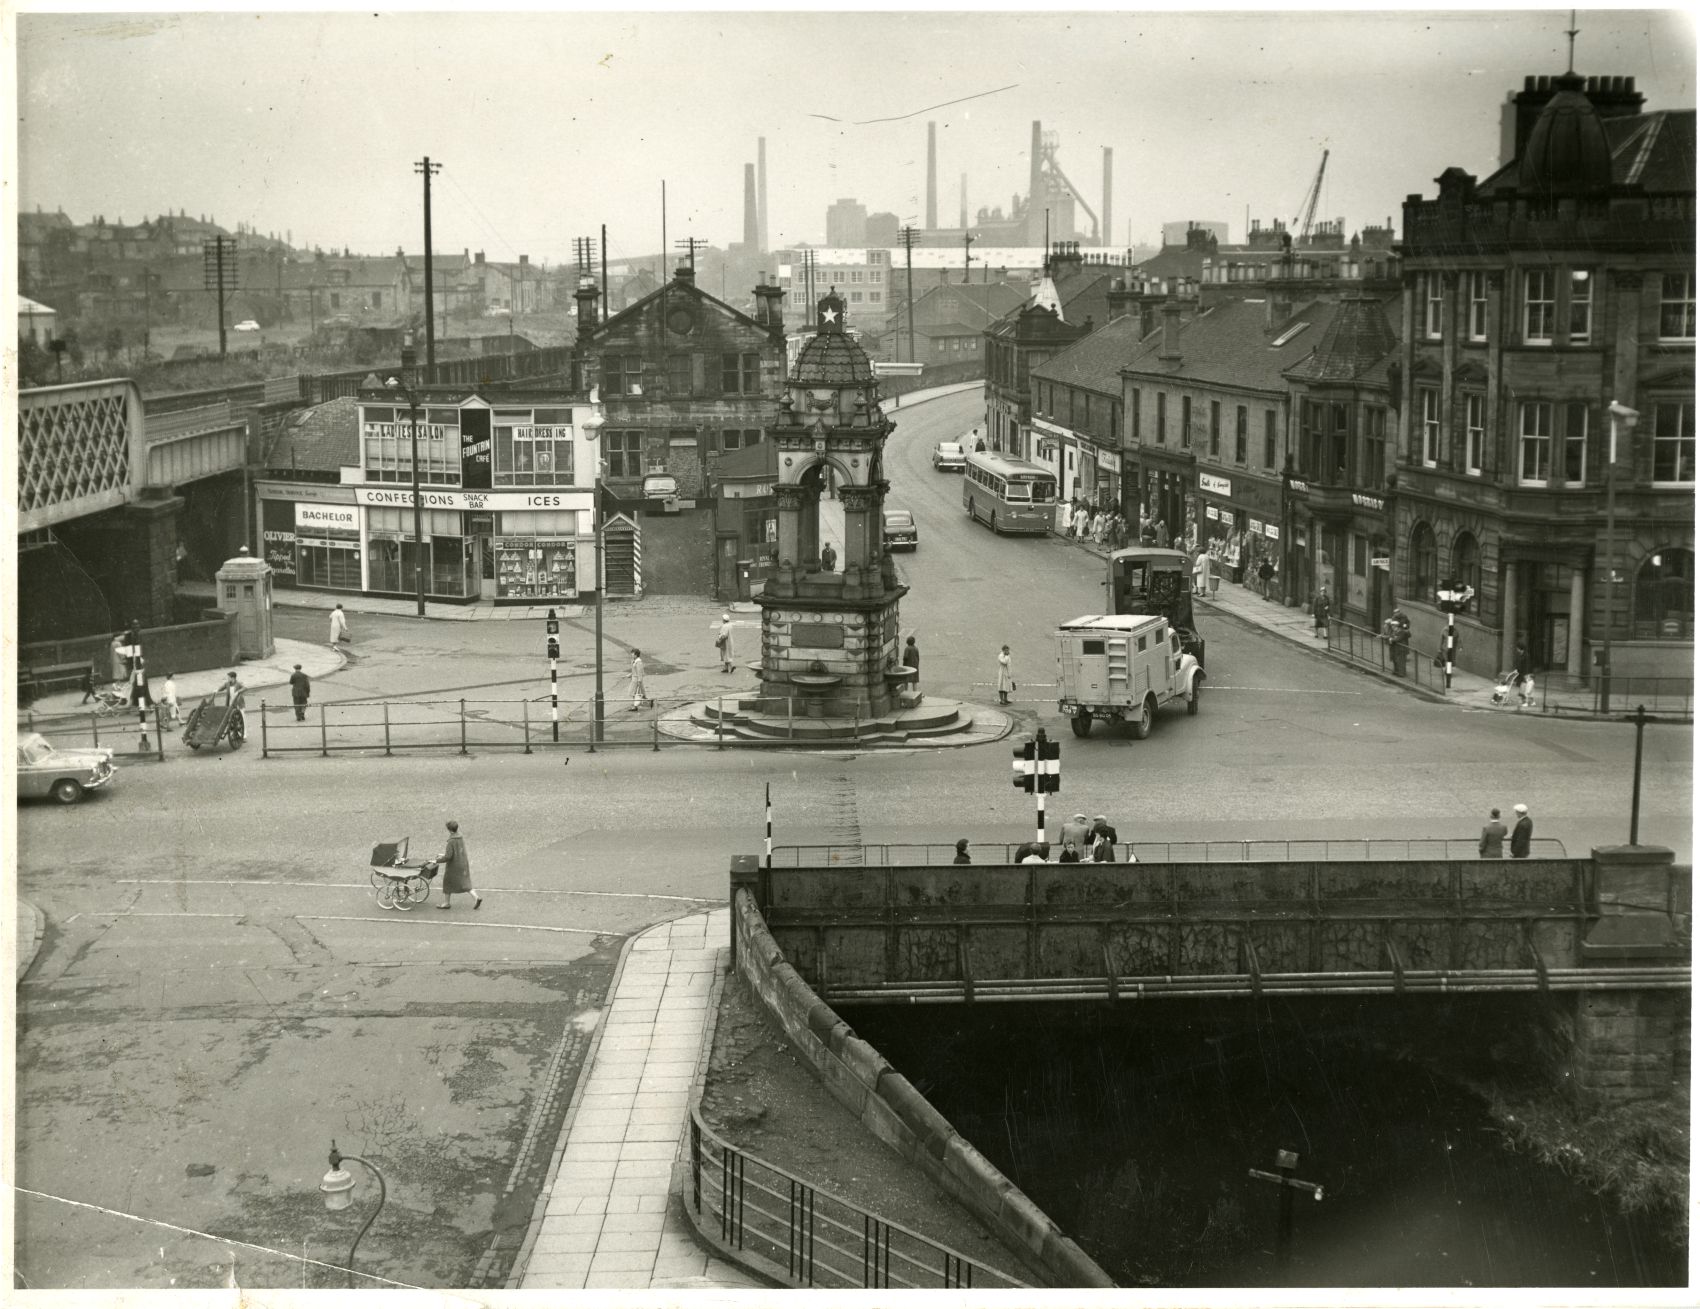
[743,163,758,249]
[1102,147,1113,250]
[960,174,968,229]
[926,122,938,230]
[757,137,769,252]
[1028,121,1044,246]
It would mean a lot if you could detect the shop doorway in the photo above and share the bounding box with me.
[467,512,495,600]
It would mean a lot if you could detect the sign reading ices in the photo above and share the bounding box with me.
[295,504,358,533]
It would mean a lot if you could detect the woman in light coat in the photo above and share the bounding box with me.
[996,644,1014,705]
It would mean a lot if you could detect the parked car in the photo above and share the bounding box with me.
[16,733,117,804]
[932,441,966,472]
[233,319,261,332]
[883,508,919,551]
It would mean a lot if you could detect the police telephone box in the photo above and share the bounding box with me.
[216,549,276,659]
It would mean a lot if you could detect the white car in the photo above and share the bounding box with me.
[932,441,966,472]
[233,319,261,332]
[17,733,117,804]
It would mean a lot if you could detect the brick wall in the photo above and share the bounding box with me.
[20,609,239,683]
[633,508,714,595]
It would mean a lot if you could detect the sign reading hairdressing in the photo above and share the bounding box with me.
[295,503,358,535]
[1198,472,1232,497]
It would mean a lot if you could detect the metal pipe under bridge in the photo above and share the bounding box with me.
[732,845,1690,1005]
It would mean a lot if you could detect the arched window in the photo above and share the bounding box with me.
[1632,547,1694,640]
[1409,521,1437,599]
[1452,531,1480,598]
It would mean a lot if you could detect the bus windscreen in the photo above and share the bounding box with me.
[1005,477,1055,503]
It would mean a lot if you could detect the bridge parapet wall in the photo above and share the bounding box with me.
[737,851,1690,1100]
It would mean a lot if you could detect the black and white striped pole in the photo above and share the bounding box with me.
[1012,728,1061,847]
[1435,580,1474,690]
[119,621,154,752]
[545,609,561,743]
[764,782,773,870]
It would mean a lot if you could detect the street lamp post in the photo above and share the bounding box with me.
[319,1140,387,1288]
[385,376,428,617]
[581,394,607,743]
[1599,401,1640,713]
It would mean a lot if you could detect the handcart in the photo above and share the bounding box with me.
[369,838,439,912]
[182,689,247,751]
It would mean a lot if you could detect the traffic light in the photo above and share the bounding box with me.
[1012,734,1062,793]
[1035,734,1061,794]
[1011,739,1036,791]
[1436,580,1475,614]
[545,609,560,635]
[546,636,560,662]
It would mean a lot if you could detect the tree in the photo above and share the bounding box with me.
[105,326,125,361]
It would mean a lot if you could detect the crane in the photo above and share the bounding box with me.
[1292,148,1330,245]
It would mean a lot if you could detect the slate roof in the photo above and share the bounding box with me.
[1284,292,1400,383]
[1479,107,1696,194]
[793,330,875,386]
[593,273,769,339]
[712,439,777,482]
[1135,243,1212,281]
[265,396,360,471]
[1120,298,1342,394]
[1030,314,1152,395]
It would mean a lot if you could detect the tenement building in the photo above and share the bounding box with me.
[1396,68,1694,680]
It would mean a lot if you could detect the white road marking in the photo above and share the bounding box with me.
[1195,686,1366,695]
[64,908,621,935]
[114,878,714,902]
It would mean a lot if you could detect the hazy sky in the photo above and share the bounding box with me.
[14,6,1696,269]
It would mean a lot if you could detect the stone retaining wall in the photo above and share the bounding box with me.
[730,885,1114,1288]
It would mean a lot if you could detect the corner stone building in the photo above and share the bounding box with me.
[1396,69,1695,681]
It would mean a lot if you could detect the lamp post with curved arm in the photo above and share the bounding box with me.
[581,392,607,742]
[319,1139,387,1288]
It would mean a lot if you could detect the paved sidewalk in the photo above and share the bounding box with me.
[15,898,44,983]
[22,637,344,719]
[516,909,763,1290]
[1050,530,1625,714]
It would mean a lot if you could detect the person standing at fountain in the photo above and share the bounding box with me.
[901,636,921,689]
[715,613,736,673]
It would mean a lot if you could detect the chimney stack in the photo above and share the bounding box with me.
[743,163,758,249]
[1102,147,1113,249]
[1159,296,1183,361]
[574,277,601,333]
[1028,121,1045,245]
[926,122,938,230]
[753,277,785,333]
[757,137,769,251]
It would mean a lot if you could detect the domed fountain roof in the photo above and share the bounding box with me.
[791,290,876,387]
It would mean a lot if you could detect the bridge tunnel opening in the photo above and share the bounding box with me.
[840,993,1686,1288]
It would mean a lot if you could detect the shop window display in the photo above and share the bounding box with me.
[495,539,578,598]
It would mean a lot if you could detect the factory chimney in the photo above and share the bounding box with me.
[1028,121,1045,246]
[743,163,758,249]
[757,137,769,252]
[1102,148,1113,250]
[926,122,938,230]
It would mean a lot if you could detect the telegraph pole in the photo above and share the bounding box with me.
[674,236,706,274]
[416,156,441,369]
[962,231,976,284]
[202,236,238,359]
[601,224,609,308]
[898,226,918,363]
[1248,1148,1324,1269]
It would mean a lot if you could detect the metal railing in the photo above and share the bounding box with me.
[763,838,1569,866]
[684,1105,1026,1289]
[1532,671,1693,719]
[16,705,169,762]
[1326,619,1449,693]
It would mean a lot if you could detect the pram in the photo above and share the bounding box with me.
[368,837,440,911]
[1491,671,1531,707]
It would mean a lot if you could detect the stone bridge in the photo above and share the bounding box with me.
[731,845,1691,1099]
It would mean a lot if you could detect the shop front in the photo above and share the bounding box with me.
[1134,450,1193,548]
[1286,479,1395,627]
[1194,469,1282,585]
